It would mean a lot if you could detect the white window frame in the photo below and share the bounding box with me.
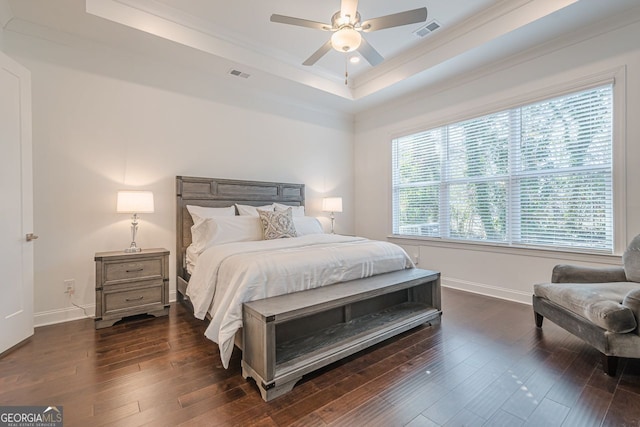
[390,67,627,255]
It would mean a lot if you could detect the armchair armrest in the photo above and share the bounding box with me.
[623,288,640,335]
[552,264,627,283]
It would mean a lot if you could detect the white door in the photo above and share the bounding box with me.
[0,50,34,354]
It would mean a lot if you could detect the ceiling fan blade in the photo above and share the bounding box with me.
[270,14,331,31]
[340,0,359,21]
[303,40,333,66]
[358,37,384,66]
[361,7,427,32]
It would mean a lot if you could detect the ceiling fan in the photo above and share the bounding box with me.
[270,0,428,67]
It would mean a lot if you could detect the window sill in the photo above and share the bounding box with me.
[387,235,622,265]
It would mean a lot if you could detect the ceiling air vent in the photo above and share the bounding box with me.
[414,20,441,38]
[228,69,250,79]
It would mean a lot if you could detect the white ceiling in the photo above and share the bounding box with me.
[5,0,640,114]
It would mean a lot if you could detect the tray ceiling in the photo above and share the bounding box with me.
[5,0,640,113]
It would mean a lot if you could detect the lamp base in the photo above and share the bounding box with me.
[124,240,141,253]
[125,219,141,253]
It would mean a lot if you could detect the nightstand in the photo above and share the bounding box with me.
[94,248,170,329]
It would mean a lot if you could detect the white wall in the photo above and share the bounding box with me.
[5,31,355,326]
[354,19,640,304]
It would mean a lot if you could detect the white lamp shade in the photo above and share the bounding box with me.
[117,191,155,213]
[322,197,343,213]
[331,28,361,52]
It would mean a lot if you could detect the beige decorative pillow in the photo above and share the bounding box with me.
[258,208,297,240]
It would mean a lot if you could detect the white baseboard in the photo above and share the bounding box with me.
[37,284,528,327]
[34,304,95,327]
[442,277,532,305]
[34,290,178,327]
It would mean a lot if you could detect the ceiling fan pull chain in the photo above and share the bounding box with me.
[345,57,349,85]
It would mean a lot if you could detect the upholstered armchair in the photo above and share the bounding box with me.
[532,237,640,376]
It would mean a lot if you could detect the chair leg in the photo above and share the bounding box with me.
[601,353,618,376]
[534,312,544,328]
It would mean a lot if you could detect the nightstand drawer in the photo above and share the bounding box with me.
[103,280,164,314]
[104,258,163,283]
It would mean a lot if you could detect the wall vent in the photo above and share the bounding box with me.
[414,20,441,38]
[228,69,250,79]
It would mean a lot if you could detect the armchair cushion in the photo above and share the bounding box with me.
[623,234,640,282]
[534,282,639,333]
[552,264,627,283]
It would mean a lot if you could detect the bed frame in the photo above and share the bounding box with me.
[175,176,442,401]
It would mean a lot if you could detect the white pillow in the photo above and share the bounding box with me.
[294,216,324,236]
[236,203,274,217]
[274,203,305,217]
[187,205,235,226]
[190,216,262,254]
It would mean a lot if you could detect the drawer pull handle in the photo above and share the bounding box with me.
[126,268,144,273]
[125,296,144,302]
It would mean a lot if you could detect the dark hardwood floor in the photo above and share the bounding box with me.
[1,288,639,426]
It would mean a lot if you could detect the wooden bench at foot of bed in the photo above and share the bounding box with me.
[241,268,442,401]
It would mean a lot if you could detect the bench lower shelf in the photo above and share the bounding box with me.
[241,269,442,401]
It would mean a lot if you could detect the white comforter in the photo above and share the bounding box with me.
[186,234,414,368]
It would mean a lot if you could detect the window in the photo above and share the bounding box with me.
[392,84,614,252]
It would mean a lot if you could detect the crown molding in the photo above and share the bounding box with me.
[354,0,533,86]
[352,0,579,99]
[356,5,640,123]
[0,0,13,29]
[86,0,354,100]
[85,0,578,102]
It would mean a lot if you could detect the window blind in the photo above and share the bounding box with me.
[392,84,614,252]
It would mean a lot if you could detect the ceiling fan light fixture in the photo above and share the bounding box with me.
[331,27,361,52]
[337,14,351,26]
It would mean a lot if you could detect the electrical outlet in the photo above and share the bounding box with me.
[64,279,75,295]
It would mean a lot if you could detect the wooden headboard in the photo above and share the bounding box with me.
[176,176,305,282]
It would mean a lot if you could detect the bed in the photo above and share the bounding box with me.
[176,176,442,400]
[176,176,312,308]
